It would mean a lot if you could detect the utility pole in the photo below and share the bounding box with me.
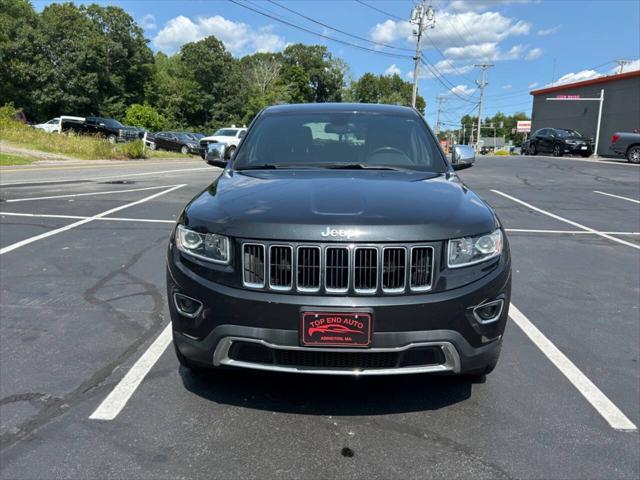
[474,63,494,152]
[615,59,632,74]
[410,1,435,109]
[434,95,445,134]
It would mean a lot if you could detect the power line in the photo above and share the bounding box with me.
[228,0,412,60]
[354,0,407,22]
[473,63,493,149]
[266,0,414,53]
[420,58,478,103]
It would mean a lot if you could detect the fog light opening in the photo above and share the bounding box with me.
[173,293,203,318]
[473,299,504,324]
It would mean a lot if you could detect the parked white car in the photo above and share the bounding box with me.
[199,126,247,158]
[33,116,85,134]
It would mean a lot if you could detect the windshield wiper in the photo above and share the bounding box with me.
[235,164,280,170]
[322,163,408,171]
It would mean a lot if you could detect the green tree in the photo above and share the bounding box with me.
[124,104,166,131]
[348,72,425,114]
[281,44,345,103]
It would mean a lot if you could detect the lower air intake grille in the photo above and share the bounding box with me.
[274,350,400,369]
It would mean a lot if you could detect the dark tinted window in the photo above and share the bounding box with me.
[234,112,445,172]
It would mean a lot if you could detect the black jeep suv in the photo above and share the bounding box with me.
[167,103,511,378]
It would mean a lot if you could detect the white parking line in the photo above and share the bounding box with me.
[89,324,173,421]
[0,167,213,187]
[509,304,636,431]
[4,185,182,203]
[0,211,175,224]
[594,190,640,205]
[0,184,185,255]
[505,228,640,235]
[491,190,640,250]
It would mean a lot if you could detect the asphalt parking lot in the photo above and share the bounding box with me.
[1,155,639,479]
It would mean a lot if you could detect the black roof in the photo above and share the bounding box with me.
[262,102,418,116]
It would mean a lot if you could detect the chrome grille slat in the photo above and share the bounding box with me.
[410,246,433,291]
[269,245,293,290]
[242,243,265,288]
[242,242,433,294]
[382,247,406,292]
[354,247,378,293]
[325,247,349,293]
[297,246,321,292]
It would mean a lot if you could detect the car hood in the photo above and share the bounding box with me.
[200,135,234,143]
[181,170,497,242]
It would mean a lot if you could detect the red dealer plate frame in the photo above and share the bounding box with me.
[300,311,372,347]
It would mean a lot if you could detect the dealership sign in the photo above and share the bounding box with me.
[516,120,531,133]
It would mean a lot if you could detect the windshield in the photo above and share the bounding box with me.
[102,118,124,128]
[233,112,446,172]
[557,129,582,137]
[176,133,194,142]
[214,129,238,137]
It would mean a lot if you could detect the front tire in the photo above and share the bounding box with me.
[226,145,236,160]
[149,142,157,151]
[529,143,537,155]
[627,145,640,164]
[180,145,189,155]
[107,134,117,144]
[553,143,563,157]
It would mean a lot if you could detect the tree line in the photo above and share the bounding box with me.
[1,0,425,133]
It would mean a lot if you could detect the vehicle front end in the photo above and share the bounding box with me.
[167,103,512,377]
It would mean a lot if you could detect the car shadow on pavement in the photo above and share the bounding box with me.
[179,367,477,416]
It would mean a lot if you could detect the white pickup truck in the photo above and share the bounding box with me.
[33,116,85,134]
[199,126,247,159]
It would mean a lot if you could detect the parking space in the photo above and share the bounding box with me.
[0,156,638,478]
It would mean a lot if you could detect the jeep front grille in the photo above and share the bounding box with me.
[242,242,434,295]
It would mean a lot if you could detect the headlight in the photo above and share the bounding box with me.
[448,229,503,268]
[175,224,230,264]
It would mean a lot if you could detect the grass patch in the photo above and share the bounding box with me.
[494,150,512,156]
[0,153,35,165]
[0,118,147,160]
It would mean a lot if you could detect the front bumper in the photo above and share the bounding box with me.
[167,247,511,375]
[564,144,592,155]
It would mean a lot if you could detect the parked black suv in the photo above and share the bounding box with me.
[62,116,141,143]
[527,128,592,157]
[167,103,511,378]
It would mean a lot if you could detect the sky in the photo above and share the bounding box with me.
[33,0,640,127]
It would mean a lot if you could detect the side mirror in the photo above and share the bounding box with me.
[451,144,475,171]
[205,142,228,168]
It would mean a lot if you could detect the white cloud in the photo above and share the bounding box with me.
[553,70,602,85]
[525,47,543,60]
[503,84,513,89]
[528,82,538,88]
[449,84,476,96]
[537,25,560,36]
[444,42,526,61]
[369,11,529,50]
[140,14,157,30]
[384,64,402,76]
[153,15,285,55]
[448,0,532,12]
